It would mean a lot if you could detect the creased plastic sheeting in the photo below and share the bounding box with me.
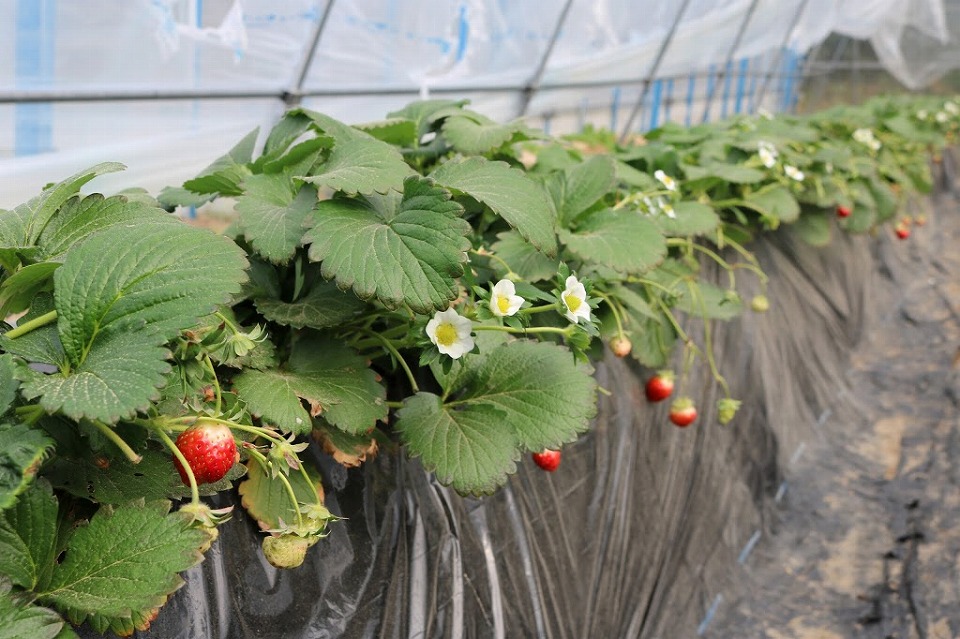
[69,164,924,638]
[0,0,952,206]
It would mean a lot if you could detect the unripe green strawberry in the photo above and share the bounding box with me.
[262,534,318,569]
[750,295,769,313]
[717,398,742,425]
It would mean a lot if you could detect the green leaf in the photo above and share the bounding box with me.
[0,355,17,416]
[155,186,214,210]
[259,136,332,175]
[685,162,766,184]
[629,313,676,368]
[397,340,596,495]
[304,176,470,312]
[238,458,323,530]
[614,160,657,189]
[0,479,58,590]
[261,111,313,160]
[559,155,617,225]
[489,230,557,282]
[386,99,468,136]
[674,280,743,321]
[183,128,258,196]
[0,583,66,639]
[354,118,418,147]
[235,175,317,264]
[20,223,248,423]
[791,208,833,246]
[560,208,667,275]
[0,295,65,368]
[0,163,126,251]
[234,335,386,435]
[38,194,173,262]
[653,201,720,236]
[254,280,364,330]
[303,145,411,195]
[744,186,800,224]
[868,179,897,223]
[0,262,59,318]
[441,112,523,155]
[0,422,54,510]
[294,109,413,195]
[38,500,208,637]
[397,392,512,495]
[430,156,558,256]
[43,448,181,505]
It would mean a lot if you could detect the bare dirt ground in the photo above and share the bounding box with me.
[704,184,960,638]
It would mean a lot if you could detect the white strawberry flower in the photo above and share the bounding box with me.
[944,101,958,115]
[935,111,949,124]
[654,170,678,191]
[784,165,804,182]
[426,308,474,359]
[757,140,778,168]
[852,128,881,150]
[489,279,524,317]
[657,196,676,219]
[757,107,773,120]
[917,109,929,120]
[561,275,591,324]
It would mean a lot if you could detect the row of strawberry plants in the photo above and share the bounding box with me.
[0,94,955,637]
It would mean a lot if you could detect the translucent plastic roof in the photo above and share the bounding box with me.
[1,0,955,207]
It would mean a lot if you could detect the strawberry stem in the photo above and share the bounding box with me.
[359,329,419,394]
[4,310,58,339]
[247,447,304,529]
[154,428,200,505]
[90,420,142,464]
[594,290,626,341]
[201,355,223,414]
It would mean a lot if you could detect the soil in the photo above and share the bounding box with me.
[703,177,960,637]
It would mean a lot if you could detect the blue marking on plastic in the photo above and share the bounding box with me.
[455,4,469,62]
[648,79,663,131]
[685,73,696,126]
[720,61,732,119]
[14,0,55,157]
[738,530,762,564]
[746,53,760,113]
[734,57,748,114]
[702,64,716,123]
[609,86,621,132]
[697,594,723,635]
[789,441,806,466]
[664,78,674,123]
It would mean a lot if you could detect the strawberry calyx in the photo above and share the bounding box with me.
[717,397,742,425]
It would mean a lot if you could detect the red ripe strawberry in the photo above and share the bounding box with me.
[532,449,561,472]
[173,421,239,485]
[895,224,910,240]
[644,371,675,403]
[836,205,852,218]
[669,397,697,427]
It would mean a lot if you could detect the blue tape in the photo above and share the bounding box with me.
[648,79,663,131]
[734,57,748,114]
[720,61,732,119]
[609,86,621,132]
[14,0,55,156]
[685,73,696,126]
[664,78,674,123]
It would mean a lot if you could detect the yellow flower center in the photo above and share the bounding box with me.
[564,294,582,313]
[435,323,458,346]
[496,295,511,314]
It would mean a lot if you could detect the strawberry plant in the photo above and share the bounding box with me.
[0,93,957,636]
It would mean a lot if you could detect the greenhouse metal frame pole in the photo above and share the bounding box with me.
[0,72,806,104]
[700,0,761,123]
[517,0,575,117]
[617,0,694,143]
[753,0,810,109]
[285,0,339,106]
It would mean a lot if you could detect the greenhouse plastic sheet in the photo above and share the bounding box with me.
[70,165,960,639]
